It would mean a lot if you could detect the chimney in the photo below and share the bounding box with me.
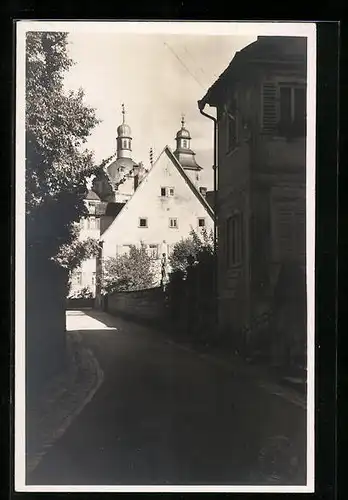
[199,186,207,197]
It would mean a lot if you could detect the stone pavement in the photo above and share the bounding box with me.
[26,315,104,476]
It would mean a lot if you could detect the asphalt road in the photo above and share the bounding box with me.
[27,310,307,486]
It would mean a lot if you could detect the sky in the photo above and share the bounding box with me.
[63,32,256,189]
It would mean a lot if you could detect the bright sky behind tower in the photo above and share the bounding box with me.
[63,31,256,189]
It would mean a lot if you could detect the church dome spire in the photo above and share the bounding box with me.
[173,114,203,185]
[116,103,132,159]
[175,113,191,142]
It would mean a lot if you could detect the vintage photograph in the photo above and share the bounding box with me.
[15,21,316,493]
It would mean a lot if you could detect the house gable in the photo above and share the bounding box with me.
[101,146,214,257]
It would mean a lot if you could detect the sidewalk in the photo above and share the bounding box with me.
[26,328,104,476]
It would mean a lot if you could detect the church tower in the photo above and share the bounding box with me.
[173,115,203,187]
[116,103,132,159]
[103,104,140,202]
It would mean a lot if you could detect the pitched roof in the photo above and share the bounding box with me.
[104,202,126,217]
[173,148,203,171]
[199,36,307,108]
[86,190,101,201]
[164,146,214,217]
[101,145,214,239]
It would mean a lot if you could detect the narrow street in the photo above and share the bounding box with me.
[27,310,307,486]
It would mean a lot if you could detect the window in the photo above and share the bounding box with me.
[92,272,96,286]
[89,217,96,229]
[148,244,159,259]
[196,174,200,181]
[279,85,306,132]
[169,218,178,229]
[88,202,96,214]
[96,218,100,230]
[226,213,243,267]
[183,140,188,148]
[139,218,148,228]
[274,203,306,260]
[262,81,306,137]
[72,270,82,285]
[227,97,238,152]
[198,218,205,228]
[161,187,175,197]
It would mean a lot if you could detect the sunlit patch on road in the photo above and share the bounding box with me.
[66,310,117,331]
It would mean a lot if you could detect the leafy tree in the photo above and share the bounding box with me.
[53,223,100,273]
[68,286,94,300]
[169,228,214,274]
[26,32,100,254]
[101,244,156,294]
[25,31,103,393]
[166,228,216,341]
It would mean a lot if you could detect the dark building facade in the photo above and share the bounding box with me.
[199,36,307,365]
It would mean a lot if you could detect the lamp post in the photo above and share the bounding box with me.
[96,239,104,310]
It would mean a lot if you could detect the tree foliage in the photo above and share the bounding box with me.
[165,228,216,340]
[26,31,102,261]
[25,31,105,390]
[101,244,156,294]
[53,223,100,272]
[168,228,214,274]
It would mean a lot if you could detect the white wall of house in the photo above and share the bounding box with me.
[101,147,214,283]
[69,199,101,297]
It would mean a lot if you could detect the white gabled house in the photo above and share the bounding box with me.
[69,107,215,299]
[99,144,214,286]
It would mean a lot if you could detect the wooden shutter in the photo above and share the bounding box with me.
[262,82,277,132]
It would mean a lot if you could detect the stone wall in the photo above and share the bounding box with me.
[66,298,95,310]
[106,287,166,327]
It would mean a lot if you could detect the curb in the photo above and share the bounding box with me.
[26,331,104,476]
